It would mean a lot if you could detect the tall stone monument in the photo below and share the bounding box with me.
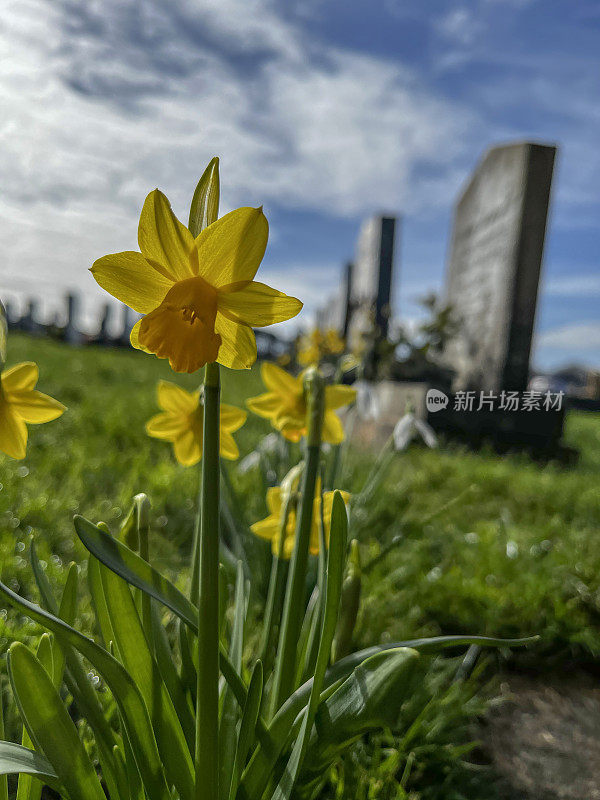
[347,215,397,350]
[443,142,556,392]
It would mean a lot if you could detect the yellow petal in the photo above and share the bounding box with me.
[214,313,257,370]
[157,380,198,415]
[220,431,239,460]
[8,391,65,424]
[266,486,282,515]
[145,412,189,442]
[1,362,38,392]
[138,190,196,282]
[91,252,173,313]
[130,319,151,352]
[246,392,281,419]
[322,411,345,445]
[0,404,27,459]
[261,362,300,397]
[173,430,202,466]
[325,384,357,411]
[250,515,278,542]
[220,404,247,432]
[191,207,268,288]
[217,282,302,327]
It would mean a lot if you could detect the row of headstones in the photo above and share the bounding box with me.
[4,294,134,348]
[5,292,288,361]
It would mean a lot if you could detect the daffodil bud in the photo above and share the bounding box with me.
[134,493,151,532]
[331,539,362,662]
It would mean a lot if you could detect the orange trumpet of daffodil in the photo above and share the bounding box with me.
[246,362,356,444]
[146,380,246,466]
[251,476,350,559]
[0,362,65,460]
[91,190,302,373]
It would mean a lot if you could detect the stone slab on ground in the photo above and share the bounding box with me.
[481,673,600,800]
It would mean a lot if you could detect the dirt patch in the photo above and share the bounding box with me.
[480,673,600,800]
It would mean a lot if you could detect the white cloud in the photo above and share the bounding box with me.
[537,322,600,353]
[0,0,479,325]
[435,8,483,46]
[543,274,600,297]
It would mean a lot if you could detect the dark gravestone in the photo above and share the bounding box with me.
[316,261,354,337]
[443,142,556,393]
[21,299,40,334]
[64,293,83,345]
[97,303,112,345]
[347,215,397,350]
[117,305,133,346]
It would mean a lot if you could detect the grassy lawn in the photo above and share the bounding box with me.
[1,333,599,798]
[2,332,599,658]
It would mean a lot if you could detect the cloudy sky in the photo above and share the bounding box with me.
[1,0,599,369]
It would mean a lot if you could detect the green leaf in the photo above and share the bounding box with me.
[17,634,55,800]
[271,490,347,800]
[0,685,9,800]
[8,643,106,800]
[188,157,220,237]
[219,561,246,800]
[0,743,58,787]
[151,603,195,752]
[239,633,536,800]
[229,661,263,800]
[29,541,121,800]
[0,580,171,800]
[97,555,195,800]
[73,514,264,733]
[88,555,117,650]
[304,648,420,776]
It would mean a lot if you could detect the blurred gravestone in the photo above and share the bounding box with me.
[97,303,112,345]
[443,142,556,392]
[347,216,397,352]
[117,304,133,346]
[21,299,40,334]
[316,261,354,338]
[64,292,83,345]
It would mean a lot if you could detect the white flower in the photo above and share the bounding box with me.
[355,381,380,421]
[392,412,437,451]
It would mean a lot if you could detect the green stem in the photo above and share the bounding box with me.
[135,494,152,642]
[270,368,324,714]
[195,362,221,800]
[190,467,202,601]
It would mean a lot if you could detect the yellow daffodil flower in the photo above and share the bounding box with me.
[251,477,350,559]
[146,380,246,466]
[297,328,345,366]
[91,190,302,373]
[246,362,356,444]
[0,363,65,460]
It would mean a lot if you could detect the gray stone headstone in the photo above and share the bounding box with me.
[316,261,354,336]
[97,303,112,344]
[118,304,133,345]
[64,292,83,345]
[21,299,39,334]
[347,215,397,349]
[443,142,556,392]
